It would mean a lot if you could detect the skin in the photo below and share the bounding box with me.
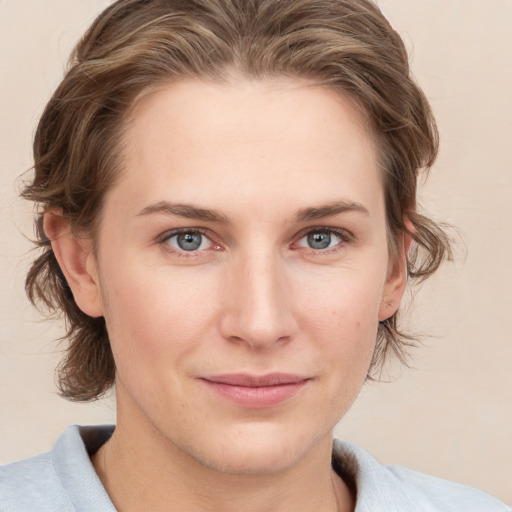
[46,78,409,512]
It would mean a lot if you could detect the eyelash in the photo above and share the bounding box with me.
[158,226,352,257]
[293,227,352,254]
[159,228,219,257]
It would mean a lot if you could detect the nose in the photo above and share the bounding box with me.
[219,250,297,349]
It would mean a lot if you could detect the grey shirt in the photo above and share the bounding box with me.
[1,425,510,511]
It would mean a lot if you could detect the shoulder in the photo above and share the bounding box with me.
[386,465,511,512]
[0,425,115,512]
[0,451,73,512]
[333,439,511,512]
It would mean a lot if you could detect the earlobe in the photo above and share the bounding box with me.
[378,227,413,322]
[44,210,103,318]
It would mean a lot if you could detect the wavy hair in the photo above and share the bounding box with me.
[23,0,452,401]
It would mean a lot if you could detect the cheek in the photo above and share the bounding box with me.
[298,266,384,333]
[296,268,384,371]
[100,259,220,372]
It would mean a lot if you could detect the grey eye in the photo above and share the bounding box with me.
[168,231,207,251]
[177,232,202,251]
[307,232,332,249]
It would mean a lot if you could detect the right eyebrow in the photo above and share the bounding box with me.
[136,201,230,224]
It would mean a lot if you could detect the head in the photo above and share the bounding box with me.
[24,0,450,406]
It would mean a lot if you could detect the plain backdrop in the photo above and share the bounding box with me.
[0,0,511,505]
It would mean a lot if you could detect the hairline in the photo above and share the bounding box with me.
[89,71,402,266]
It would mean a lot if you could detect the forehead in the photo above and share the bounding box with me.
[109,77,383,221]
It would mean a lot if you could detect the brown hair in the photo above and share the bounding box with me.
[23,0,451,401]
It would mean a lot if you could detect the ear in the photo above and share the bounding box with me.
[44,210,103,318]
[378,223,414,322]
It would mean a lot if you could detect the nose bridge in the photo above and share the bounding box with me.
[221,245,295,348]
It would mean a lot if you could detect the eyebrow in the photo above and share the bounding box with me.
[136,201,229,223]
[294,200,369,222]
[136,199,369,224]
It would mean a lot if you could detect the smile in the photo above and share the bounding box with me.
[199,373,311,408]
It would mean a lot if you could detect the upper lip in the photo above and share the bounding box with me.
[200,373,310,387]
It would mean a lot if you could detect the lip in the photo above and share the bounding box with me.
[199,373,310,408]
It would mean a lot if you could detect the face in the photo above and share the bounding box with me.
[79,78,406,475]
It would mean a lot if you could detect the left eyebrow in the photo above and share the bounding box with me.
[295,200,370,222]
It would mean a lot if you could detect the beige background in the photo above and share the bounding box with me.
[1,0,511,505]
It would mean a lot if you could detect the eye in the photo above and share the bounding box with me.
[296,229,348,251]
[164,230,213,252]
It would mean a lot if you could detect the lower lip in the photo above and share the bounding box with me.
[200,380,309,408]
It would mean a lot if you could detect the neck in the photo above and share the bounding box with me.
[92,391,354,512]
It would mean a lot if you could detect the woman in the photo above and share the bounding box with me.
[1,0,510,510]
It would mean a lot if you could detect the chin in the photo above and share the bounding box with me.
[183,422,328,476]
[193,445,301,476]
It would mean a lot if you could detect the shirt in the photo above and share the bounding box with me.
[1,425,510,511]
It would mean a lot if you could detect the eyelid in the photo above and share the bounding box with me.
[159,227,210,243]
[295,226,353,241]
[156,225,353,256]
[158,227,222,254]
[291,226,353,252]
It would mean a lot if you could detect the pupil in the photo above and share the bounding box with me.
[177,232,202,251]
[308,232,331,249]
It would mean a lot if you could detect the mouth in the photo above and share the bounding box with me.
[198,373,311,408]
